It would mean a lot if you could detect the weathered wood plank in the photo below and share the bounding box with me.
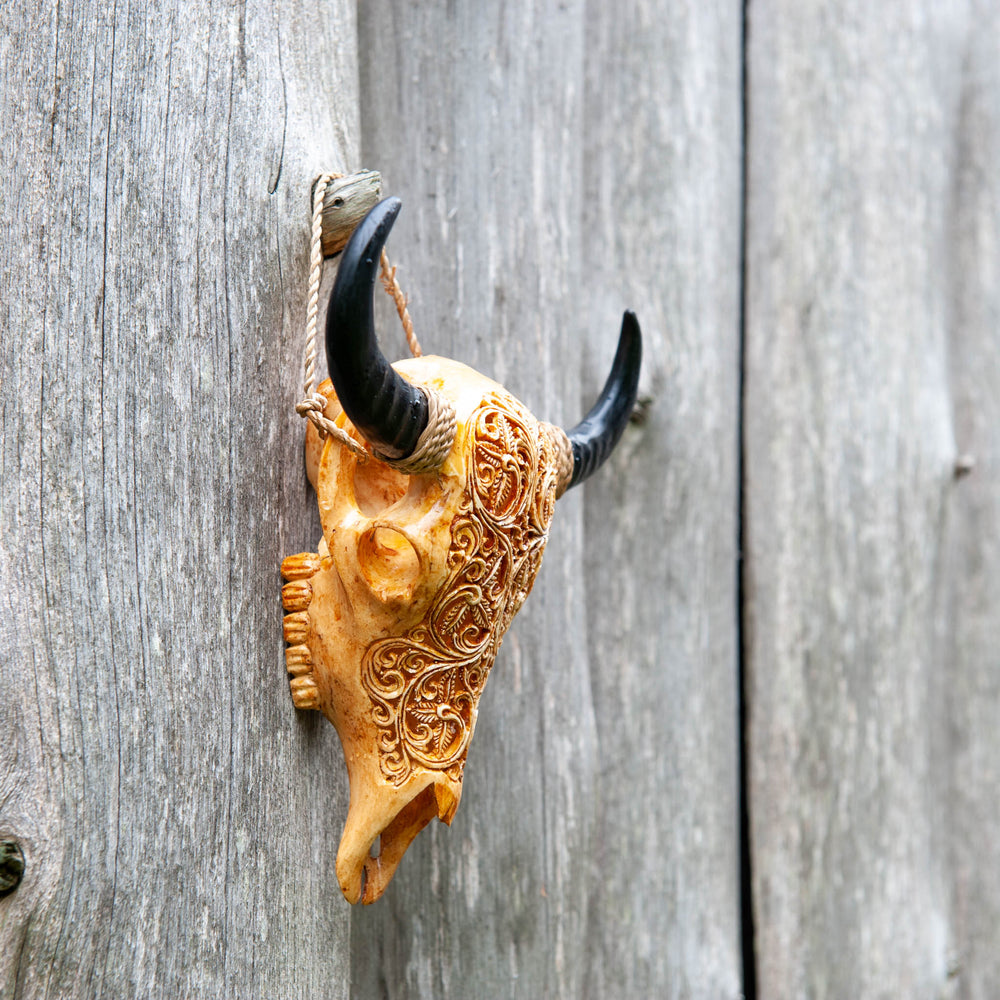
[578,3,744,996]
[938,2,1000,993]
[352,2,743,997]
[0,2,359,995]
[744,2,998,995]
[352,5,596,996]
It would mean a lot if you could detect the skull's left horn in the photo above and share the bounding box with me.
[563,310,642,490]
[325,197,429,460]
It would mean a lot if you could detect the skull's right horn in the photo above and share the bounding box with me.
[562,310,642,490]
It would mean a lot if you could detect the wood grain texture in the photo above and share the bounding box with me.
[0,2,359,995]
[579,3,744,996]
[352,2,743,997]
[13,1,998,995]
[744,2,1000,995]
[936,2,1000,994]
[353,6,597,996]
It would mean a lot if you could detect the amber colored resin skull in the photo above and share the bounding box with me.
[281,198,641,904]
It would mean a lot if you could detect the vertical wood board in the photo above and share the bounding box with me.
[352,2,744,997]
[579,1,743,997]
[937,1,1000,994]
[744,1,1000,996]
[0,2,359,996]
[353,5,596,996]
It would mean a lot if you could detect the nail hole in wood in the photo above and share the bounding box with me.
[0,840,25,897]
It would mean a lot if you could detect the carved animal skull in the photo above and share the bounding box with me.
[281,198,641,904]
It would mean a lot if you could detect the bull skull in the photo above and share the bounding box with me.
[281,198,641,904]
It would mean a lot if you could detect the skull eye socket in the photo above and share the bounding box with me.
[353,461,409,517]
[358,525,421,602]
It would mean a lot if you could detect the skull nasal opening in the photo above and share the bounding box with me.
[358,526,421,603]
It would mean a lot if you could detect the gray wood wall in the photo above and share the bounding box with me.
[0,2,996,998]
[744,3,1000,996]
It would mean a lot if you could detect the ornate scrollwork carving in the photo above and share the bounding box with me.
[361,393,558,785]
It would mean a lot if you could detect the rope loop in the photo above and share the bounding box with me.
[379,249,422,357]
[542,423,574,499]
[376,389,457,474]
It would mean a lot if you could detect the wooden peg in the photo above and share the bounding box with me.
[319,170,382,258]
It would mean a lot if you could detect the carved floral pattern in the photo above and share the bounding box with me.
[361,393,558,785]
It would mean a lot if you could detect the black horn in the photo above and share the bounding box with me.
[565,311,642,489]
[326,197,428,459]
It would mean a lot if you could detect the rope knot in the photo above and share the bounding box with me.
[295,390,370,460]
[295,392,330,419]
